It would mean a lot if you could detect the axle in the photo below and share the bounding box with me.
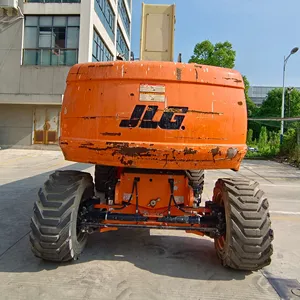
[81,223,219,233]
[79,199,225,238]
[77,170,225,237]
[82,211,218,224]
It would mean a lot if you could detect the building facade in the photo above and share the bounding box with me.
[0,0,132,148]
[249,86,300,106]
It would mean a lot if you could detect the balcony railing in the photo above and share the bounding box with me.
[23,48,78,66]
[24,0,80,3]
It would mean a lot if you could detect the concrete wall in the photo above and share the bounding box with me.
[20,66,70,95]
[78,0,93,63]
[0,104,62,147]
[0,4,23,95]
[0,93,63,105]
[0,1,78,102]
[23,3,80,15]
[0,66,70,98]
[0,104,33,147]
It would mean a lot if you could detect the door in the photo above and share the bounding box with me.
[33,107,60,145]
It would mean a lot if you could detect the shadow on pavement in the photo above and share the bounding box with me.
[0,162,250,281]
[0,163,93,258]
[0,227,250,281]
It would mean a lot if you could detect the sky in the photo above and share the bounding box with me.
[130,0,300,87]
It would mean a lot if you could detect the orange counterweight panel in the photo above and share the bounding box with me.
[60,61,248,171]
[114,172,194,209]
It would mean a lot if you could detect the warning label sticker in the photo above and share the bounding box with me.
[139,84,166,102]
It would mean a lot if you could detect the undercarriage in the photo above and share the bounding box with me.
[30,166,274,271]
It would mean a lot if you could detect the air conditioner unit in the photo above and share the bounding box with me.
[0,0,18,9]
[0,0,19,16]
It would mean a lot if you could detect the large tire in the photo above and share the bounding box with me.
[213,178,274,271]
[30,170,94,262]
[185,170,205,199]
[94,165,117,193]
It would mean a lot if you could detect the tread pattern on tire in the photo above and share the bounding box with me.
[30,170,94,262]
[214,177,274,271]
[185,170,205,197]
[94,165,117,193]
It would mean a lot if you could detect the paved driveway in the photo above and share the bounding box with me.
[0,149,300,300]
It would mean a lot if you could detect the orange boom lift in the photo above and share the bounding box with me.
[30,3,273,271]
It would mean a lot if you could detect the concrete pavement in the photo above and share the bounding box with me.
[0,149,300,300]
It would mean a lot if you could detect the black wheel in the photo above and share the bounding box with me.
[94,165,117,193]
[185,170,205,200]
[30,170,94,262]
[213,178,274,271]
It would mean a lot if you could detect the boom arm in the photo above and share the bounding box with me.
[140,3,176,62]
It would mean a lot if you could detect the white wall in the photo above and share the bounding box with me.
[78,0,94,62]
[23,3,80,15]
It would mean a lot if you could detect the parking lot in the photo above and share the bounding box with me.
[0,149,300,300]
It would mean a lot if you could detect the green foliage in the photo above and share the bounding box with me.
[244,75,260,138]
[281,128,297,155]
[247,128,253,145]
[248,121,262,140]
[246,126,281,158]
[250,87,300,140]
[257,88,282,117]
[246,125,299,166]
[243,75,258,117]
[257,88,300,122]
[291,146,300,167]
[281,127,300,166]
[189,40,236,69]
[269,131,280,155]
[258,126,268,151]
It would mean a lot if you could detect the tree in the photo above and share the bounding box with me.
[255,88,300,131]
[189,40,236,68]
[258,88,300,118]
[253,88,300,149]
[243,75,257,117]
[243,75,261,137]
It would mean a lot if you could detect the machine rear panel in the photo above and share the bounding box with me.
[60,61,247,170]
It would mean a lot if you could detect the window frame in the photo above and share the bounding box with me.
[94,0,115,42]
[92,29,113,62]
[118,0,130,38]
[116,24,129,60]
[23,15,80,66]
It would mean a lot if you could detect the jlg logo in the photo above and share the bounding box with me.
[119,105,188,130]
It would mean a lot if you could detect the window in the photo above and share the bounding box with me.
[23,16,80,66]
[92,30,113,62]
[116,25,129,60]
[118,0,130,38]
[94,0,115,42]
[125,0,131,11]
